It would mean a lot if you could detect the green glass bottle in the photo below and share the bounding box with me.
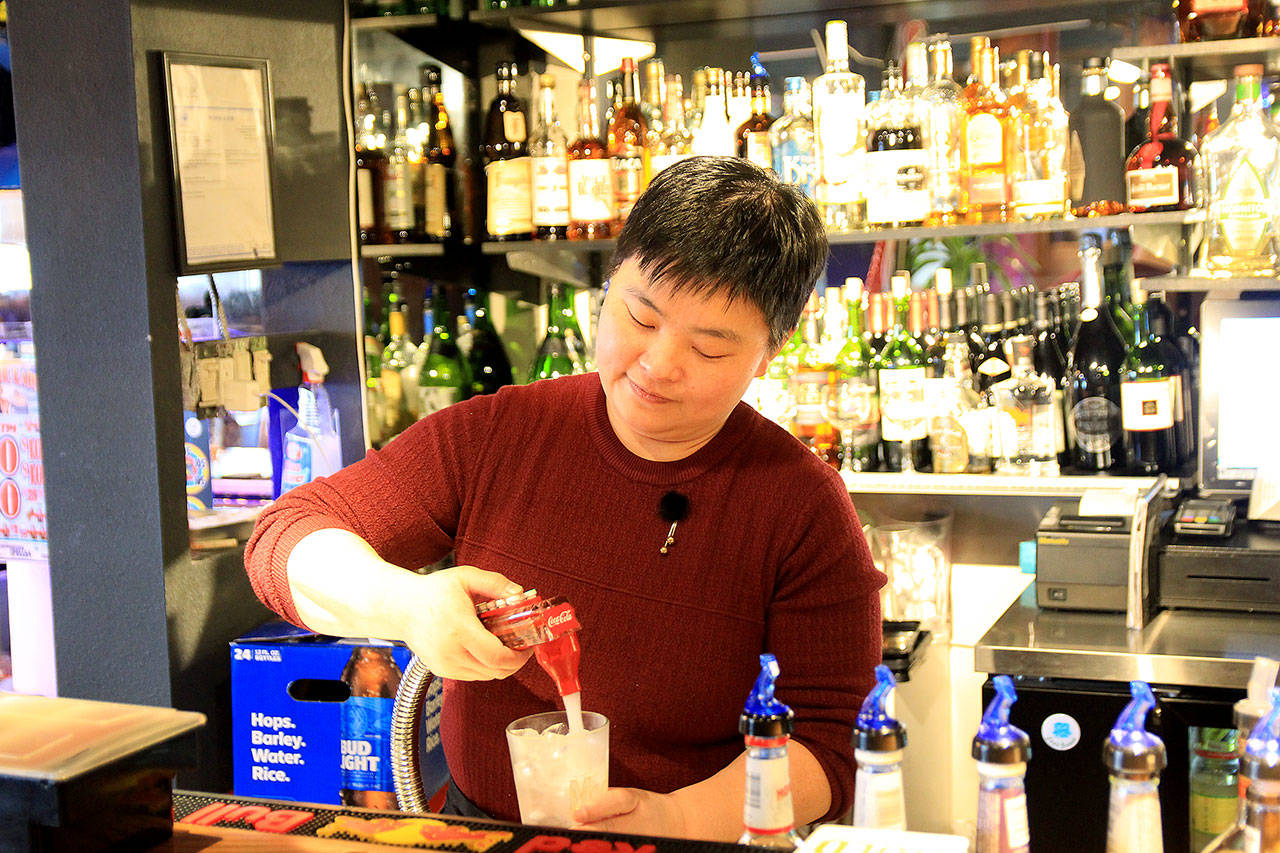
[830,277,881,471]
[1121,284,1180,475]
[417,284,469,414]
[465,288,514,396]
[873,274,931,472]
[529,282,584,381]
[381,306,419,438]
[1102,229,1136,342]
[1067,235,1128,471]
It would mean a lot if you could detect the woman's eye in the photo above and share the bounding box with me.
[695,349,727,360]
[626,307,654,329]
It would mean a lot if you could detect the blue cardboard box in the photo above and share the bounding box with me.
[231,621,447,807]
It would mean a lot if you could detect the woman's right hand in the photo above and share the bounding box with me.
[397,565,533,681]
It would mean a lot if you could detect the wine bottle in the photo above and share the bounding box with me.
[464,288,514,396]
[1122,284,1180,474]
[974,290,1010,391]
[1067,236,1128,471]
[483,62,533,241]
[418,285,469,414]
[420,65,456,243]
[875,274,931,472]
[381,306,419,438]
[530,282,586,381]
[355,83,389,245]
[1032,290,1069,466]
[832,278,881,471]
[1146,291,1195,466]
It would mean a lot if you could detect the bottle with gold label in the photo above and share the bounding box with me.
[961,45,1013,223]
[567,63,615,241]
[529,73,570,240]
[419,65,455,242]
[608,57,648,226]
[736,53,775,172]
[483,62,532,241]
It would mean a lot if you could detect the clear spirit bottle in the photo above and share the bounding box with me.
[922,39,965,225]
[771,76,818,200]
[691,67,735,157]
[529,73,570,241]
[1199,63,1280,278]
[991,335,1060,476]
[865,63,929,228]
[651,74,693,178]
[814,19,867,231]
[1010,50,1069,221]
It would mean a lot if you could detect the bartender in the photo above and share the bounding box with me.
[244,156,884,841]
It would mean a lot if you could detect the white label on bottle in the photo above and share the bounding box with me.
[610,154,645,218]
[1126,166,1180,208]
[531,155,570,227]
[419,385,460,416]
[1193,0,1246,12]
[1014,178,1066,209]
[384,161,415,230]
[746,132,773,171]
[568,158,614,224]
[879,367,928,441]
[503,111,527,144]
[1121,377,1176,431]
[485,157,532,236]
[1071,396,1123,454]
[742,752,795,834]
[1219,160,1271,255]
[1003,793,1030,848]
[817,101,864,202]
[852,766,906,831]
[650,152,690,178]
[357,168,376,230]
[959,407,994,458]
[865,148,929,225]
[1150,76,1174,102]
[966,113,1004,166]
[978,356,1010,377]
[424,163,447,238]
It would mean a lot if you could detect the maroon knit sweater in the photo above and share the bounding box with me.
[244,373,883,824]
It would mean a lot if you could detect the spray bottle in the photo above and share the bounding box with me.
[1103,681,1166,853]
[738,653,803,849]
[853,664,907,830]
[1201,686,1280,852]
[280,342,342,494]
[973,675,1031,853]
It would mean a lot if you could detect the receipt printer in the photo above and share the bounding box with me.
[1035,501,1132,612]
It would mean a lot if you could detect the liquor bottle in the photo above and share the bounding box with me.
[933,267,956,334]
[420,65,455,243]
[728,71,753,136]
[1032,290,1069,465]
[483,62,532,241]
[692,67,735,157]
[686,67,708,138]
[973,676,1032,853]
[1124,72,1151,160]
[788,292,841,468]
[464,288,514,396]
[961,45,1013,223]
[814,20,867,232]
[530,282,585,381]
[1010,50,1069,221]
[1124,63,1199,214]
[923,39,966,225]
[1102,230,1137,340]
[1175,0,1266,40]
[1121,283,1181,474]
[1066,236,1128,471]
[339,645,402,810]
[1145,291,1195,465]
[908,290,941,375]
[771,76,818,199]
[641,58,666,137]
[821,282,848,365]
[991,335,1060,476]
[865,63,929,228]
[1068,58,1127,217]
[931,332,994,473]
[355,84,388,245]
[974,290,1010,391]
[384,95,417,243]
[738,654,804,850]
[529,73,570,240]
[867,290,889,355]
[418,285,469,414]
[609,57,648,226]
[651,74,693,178]
[1199,64,1280,277]
[736,54,775,171]
[1188,728,1240,850]
[380,305,419,437]
[1103,683,1166,853]
[875,274,931,472]
[830,277,880,471]
[567,65,615,241]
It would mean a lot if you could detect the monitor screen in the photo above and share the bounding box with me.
[1198,297,1280,497]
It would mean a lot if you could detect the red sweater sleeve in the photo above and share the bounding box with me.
[243,392,498,628]
[768,464,884,823]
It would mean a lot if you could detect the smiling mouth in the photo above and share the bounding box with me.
[627,377,673,403]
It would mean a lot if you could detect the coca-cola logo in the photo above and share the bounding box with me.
[544,604,580,636]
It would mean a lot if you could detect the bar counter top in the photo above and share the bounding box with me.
[974,585,1280,689]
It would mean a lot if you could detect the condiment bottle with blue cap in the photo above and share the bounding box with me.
[737,653,802,849]
[973,675,1031,853]
[852,664,907,830]
[1201,685,1280,851]
[1103,681,1165,852]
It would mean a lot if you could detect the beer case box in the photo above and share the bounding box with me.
[230,621,446,807]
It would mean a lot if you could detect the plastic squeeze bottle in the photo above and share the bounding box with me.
[852,664,907,830]
[738,653,803,849]
[973,675,1031,853]
[1202,686,1280,852]
[1103,681,1166,853]
[280,342,342,494]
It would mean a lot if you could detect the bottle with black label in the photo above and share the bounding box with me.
[974,289,1010,392]
[1067,235,1128,471]
[483,62,532,241]
[1068,58,1126,217]
[865,62,929,228]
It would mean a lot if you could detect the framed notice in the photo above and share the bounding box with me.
[164,53,278,273]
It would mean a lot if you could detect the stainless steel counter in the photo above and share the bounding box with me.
[975,585,1280,690]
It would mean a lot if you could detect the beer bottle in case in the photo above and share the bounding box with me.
[340,644,402,809]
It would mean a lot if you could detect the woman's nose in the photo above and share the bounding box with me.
[638,333,682,382]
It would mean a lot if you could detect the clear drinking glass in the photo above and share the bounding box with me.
[506,710,609,827]
[822,377,876,473]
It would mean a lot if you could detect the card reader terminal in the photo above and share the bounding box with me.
[1173,498,1236,537]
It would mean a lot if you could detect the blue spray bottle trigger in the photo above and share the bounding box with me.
[1104,681,1166,776]
[749,52,768,79]
[973,675,1030,763]
[855,664,906,751]
[740,653,794,738]
[1244,686,1280,782]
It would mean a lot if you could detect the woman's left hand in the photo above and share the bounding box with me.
[571,788,691,839]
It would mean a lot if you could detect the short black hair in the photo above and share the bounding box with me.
[607,156,828,350]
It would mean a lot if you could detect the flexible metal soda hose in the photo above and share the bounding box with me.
[390,654,434,813]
